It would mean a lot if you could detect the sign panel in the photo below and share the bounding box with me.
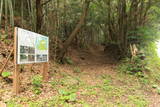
[17,28,49,64]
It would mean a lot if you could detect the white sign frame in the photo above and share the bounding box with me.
[16,28,49,64]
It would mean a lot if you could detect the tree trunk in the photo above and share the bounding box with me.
[58,0,91,60]
[118,0,128,56]
[36,0,43,33]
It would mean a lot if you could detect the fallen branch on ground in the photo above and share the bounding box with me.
[0,48,14,75]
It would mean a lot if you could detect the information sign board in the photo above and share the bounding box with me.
[17,28,49,64]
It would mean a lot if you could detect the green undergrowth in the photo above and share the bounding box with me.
[31,75,43,95]
[4,66,151,107]
[118,40,160,96]
[1,71,11,78]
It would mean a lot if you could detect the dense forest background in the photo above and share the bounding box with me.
[1,0,160,60]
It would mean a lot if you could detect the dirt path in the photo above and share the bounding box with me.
[77,46,118,80]
[69,45,160,106]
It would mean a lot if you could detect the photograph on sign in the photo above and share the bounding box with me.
[17,28,49,64]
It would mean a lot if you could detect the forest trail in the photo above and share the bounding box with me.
[62,45,160,106]
[66,45,118,85]
[72,45,118,85]
[70,45,117,65]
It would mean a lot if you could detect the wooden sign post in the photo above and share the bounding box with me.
[13,27,20,94]
[42,62,49,81]
[13,27,49,94]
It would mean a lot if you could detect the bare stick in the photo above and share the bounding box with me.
[0,48,14,75]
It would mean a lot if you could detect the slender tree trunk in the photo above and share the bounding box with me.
[58,0,91,60]
[118,0,127,56]
[63,0,68,38]
[36,0,43,33]
[107,0,112,42]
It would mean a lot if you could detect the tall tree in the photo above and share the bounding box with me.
[58,0,91,60]
[36,0,43,33]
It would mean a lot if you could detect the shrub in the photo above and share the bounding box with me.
[118,55,147,76]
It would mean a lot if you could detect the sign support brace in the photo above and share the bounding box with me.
[13,27,20,94]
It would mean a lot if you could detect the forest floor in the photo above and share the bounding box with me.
[0,44,160,107]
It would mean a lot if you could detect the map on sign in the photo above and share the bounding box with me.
[36,37,48,50]
[17,28,49,64]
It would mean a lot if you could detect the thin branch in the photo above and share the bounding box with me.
[0,48,14,75]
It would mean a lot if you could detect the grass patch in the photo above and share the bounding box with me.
[128,95,149,107]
